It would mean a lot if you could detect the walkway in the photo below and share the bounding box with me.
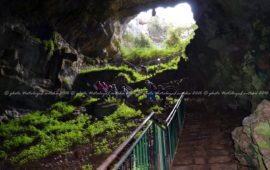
[172,102,246,170]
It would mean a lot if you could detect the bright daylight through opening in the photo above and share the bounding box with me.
[120,2,197,74]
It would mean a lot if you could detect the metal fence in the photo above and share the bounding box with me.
[98,93,185,170]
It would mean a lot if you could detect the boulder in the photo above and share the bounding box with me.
[232,100,270,169]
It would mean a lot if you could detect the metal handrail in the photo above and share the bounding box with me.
[97,112,156,170]
[113,122,153,169]
[98,93,185,170]
[165,93,184,126]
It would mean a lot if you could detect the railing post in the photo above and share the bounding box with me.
[98,94,185,170]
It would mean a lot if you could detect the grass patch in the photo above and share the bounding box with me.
[88,103,143,156]
[0,101,92,165]
[0,101,143,165]
[147,57,181,75]
[80,65,147,83]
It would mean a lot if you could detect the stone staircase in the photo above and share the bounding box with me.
[172,110,245,170]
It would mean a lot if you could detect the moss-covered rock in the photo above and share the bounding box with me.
[232,100,270,169]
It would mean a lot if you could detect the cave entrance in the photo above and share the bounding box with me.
[120,2,197,74]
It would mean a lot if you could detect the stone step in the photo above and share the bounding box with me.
[172,110,240,169]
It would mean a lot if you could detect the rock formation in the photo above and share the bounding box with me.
[0,0,269,112]
[232,100,270,169]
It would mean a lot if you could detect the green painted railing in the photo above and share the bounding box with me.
[97,93,185,170]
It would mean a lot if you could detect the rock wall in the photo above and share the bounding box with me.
[0,21,83,112]
[185,0,270,110]
[232,100,270,169]
[0,0,270,112]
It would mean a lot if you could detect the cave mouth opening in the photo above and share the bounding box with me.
[120,2,197,68]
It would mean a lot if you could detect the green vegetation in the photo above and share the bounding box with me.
[94,138,111,155]
[82,164,93,170]
[120,46,180,63]
[147,57,181,75]
[87,103,142,156]
[0,101,143,165]
[73,92,87,101]
[121,23,197,63]
[49,102,76,119]
[104,96,118,104]
[86,97,99,105]
[80,65,146,83]
[131,88,148,105]
[0,102,88,164]
[32,32,58,60]
[122,32,154,49]
[167,97,179,105]
[79,24,197,82]
[147,104,164,115]
[43,39,55,60]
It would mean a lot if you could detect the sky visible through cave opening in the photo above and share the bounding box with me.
[139,3,194,27]
[124,3,196,48]
[125,3,195,34]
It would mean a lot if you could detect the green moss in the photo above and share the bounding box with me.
[0,100,93,164]
[0,151,7,160]
[82,164,93,170]
[43,39,55,60]
[73,92,87,101]
[49,102,76,119]
[104,97,118,104]
[254,123,270,151]
[11,144,49,165]
[63,78,71,87]
[86,97,99,105]
[255,123,270,137]
[0,100,143,165]
[80,65,146,82]
[3,135,34,151]
[94,138,112,155]
[147,57,180,75]
[147,104,164,115]
[87,104,143,155]
[87,104,141,137]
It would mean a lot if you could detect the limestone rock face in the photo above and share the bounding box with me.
[232,100,270,169]
[0,22,83,111]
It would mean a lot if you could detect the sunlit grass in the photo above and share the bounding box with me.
[80,65,147,83]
